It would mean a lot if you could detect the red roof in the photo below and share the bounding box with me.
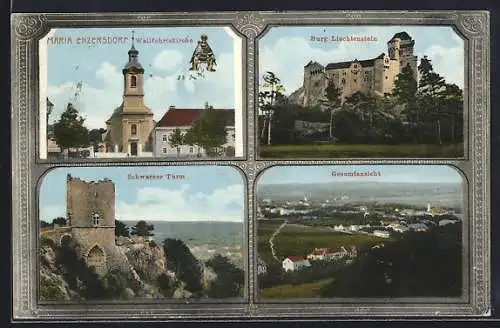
[287,256,307,262]
[156,107,235,127]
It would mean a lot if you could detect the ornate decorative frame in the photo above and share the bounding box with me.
[11,11,490,321]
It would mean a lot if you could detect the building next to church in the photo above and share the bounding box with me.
[153,103,235,157]
[289,31,418,107]
[102,34,155,156]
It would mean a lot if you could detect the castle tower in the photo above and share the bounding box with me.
[388,32,418,80]
[105,31,155,155]
[66,174,120,276]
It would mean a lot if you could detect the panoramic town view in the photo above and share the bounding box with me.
[258,26,464,158]
[256,165,464,299]
[40,26,243,159]
[38,166,245,301]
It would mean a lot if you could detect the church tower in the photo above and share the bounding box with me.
[105,31,155,156]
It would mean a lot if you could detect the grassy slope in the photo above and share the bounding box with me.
[260,278,335,299]
[260,143,463,158]
[272,224,383,260]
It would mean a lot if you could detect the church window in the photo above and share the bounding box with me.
[162,148,167,153]
[130,75,137,88]
[353,64,357,68]
[131,124,137,136]
[92,213,100,227]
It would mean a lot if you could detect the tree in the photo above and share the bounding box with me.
[46,97,54,125]
[157,273,179,297]
[417,56,447,144]
[40,220,51,228]
[184,106,227,156]
[115,220,130,237]
[131,220,154,237]
[52,217,67,227]
[319,80,342,141]
[259,71,285,145]
[205,254,244,298]
[88,128,106,152]
[53,103,90,154]
[163,238,203,294]
[168,128,184,157]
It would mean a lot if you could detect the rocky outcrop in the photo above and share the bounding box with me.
[40,244,80,301]
[39,236,173,300]
[118,236,167,283]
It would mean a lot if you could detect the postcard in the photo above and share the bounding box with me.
[256,165,465,299]
[11,11,490,320]
[258,26,465,159]
[39,27,244,160]
[38,166,246,301]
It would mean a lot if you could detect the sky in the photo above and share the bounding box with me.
[259,26,464,96]
[39,166,245,223]
[43,27,241,129]
[257,165,464,185]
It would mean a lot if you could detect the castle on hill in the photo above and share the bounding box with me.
[288,31,418,107]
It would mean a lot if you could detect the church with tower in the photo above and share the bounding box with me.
[102,32,156,156]
[289,31,419,107]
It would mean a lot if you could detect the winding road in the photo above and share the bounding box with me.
[269,220,287,263]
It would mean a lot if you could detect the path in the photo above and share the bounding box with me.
[269,220,287,263]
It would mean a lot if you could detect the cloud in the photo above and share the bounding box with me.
[116,184,244,222]
[40,204,65,222]
[259,29,464,95]
[152,49,183,72]
[47,51,237,129]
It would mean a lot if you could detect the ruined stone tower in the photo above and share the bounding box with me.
[65,174,129,276]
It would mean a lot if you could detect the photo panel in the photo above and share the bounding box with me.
[255,165,466,301]
[257,26,466,159]
[39,27,244,160]
[38,165,247,302]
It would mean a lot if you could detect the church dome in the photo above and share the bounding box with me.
[122,33,144,74]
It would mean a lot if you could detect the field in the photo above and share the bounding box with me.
[259,143,463,158]
[257,220,385,263]
[260,278,335,299]
[272,224,384,260]
[257,219,285,264]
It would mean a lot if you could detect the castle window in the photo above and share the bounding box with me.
[385,76,388,80]
[342,71,347,76]
[92,213,100,227]
[341,78,346,84]
[189,147,194,153]
[353,79,357,83]
[130,75,137,88]
[353,64,357,68]
[364,71,369,75]
[162,135,167,141]
[364,77,368,82]
[131,124,137,136]
[162,148,167,153]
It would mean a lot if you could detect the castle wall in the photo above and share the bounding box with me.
[72,227,129,274]
[302,69,328,108]
[298,32,417,106]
